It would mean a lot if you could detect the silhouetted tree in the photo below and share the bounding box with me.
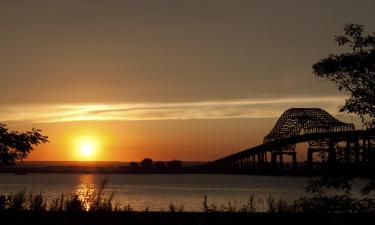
[0,123,48,166]
[308,24,375,205]
[154,161,167,169]
[167,160,182,169]
[313,23,375,128]
[140,158,153,168]
[129,161,139,168]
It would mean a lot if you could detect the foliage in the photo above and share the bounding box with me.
[0,179,115,212]
[294,194,361,213]
[154,161,167,169]
[86,178,115,212]
[313,23,375,127]
[305,176,353,195]
[140,158,153,168]
[64,194,84,212]
[129,161,139,168]
[0,123,48,166]
[168,202,184,213]
[49,194,66,211]
[238,194,256,213]
[167,160,182,169]
[310,23,375,211]
[266,195,276,213]
[1,189,375,214]
[7,190,27,211]
[361,178,375,195]
[28,192,47,211]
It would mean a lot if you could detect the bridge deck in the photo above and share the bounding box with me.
[208,129,375,167]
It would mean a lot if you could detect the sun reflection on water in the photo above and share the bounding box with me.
[75,174,95,211]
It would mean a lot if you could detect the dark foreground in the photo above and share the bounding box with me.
[1,212,374,225]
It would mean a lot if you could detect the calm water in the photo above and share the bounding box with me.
[0,174,364,211]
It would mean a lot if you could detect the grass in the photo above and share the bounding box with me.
[1,178,375,215]
[1,186,375,214]
[1,181,375,224]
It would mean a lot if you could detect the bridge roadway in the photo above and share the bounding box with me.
[208,129,375,169]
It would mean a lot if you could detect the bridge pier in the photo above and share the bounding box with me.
[292,153,297,168]
[279,151,283,167]
[270,151,296,169]
[368,138,374,162]
[257,152,265,169]
[354,139,360,164]
[345,142,351,165]
[253,155,256,169]
[328,138,336,169]
[264,152,268,163]
[362,137,370,162]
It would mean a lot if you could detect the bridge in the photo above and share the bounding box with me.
[208,108,375,171]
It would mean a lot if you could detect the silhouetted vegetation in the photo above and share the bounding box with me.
[140,158,154,168]
[154,161,167,169]
[167,160,182,169]
[309,23,375,212]
[1,186,375,214]
[0,124,48,166]
[1,182,375,224]
[313,23,375,128]
[0,180,114,212]
[129,161,139,168]
[124,159,184,172]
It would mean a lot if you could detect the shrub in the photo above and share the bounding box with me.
[28,192,47,211]
[8,190,27,211]
[50,194,65,211]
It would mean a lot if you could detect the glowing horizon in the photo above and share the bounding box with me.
[1,0,373,162]
[1,96,347,123]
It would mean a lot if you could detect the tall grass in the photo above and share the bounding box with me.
[0,179,115,212]
[0,181,375,213]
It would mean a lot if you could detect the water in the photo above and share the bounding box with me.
[0,174,362,211]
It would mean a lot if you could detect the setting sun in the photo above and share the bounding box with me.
[80,143,94,156]
[74,137,100,160]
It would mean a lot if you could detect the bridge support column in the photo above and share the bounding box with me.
[362,138,367,162]
[251,154,256,169]
[271,152,277,167]
[345,142,351,165]
[264,152,267,164]
[368,138,373,162]
[307,148,313,170]
[256,153,261,169]
[279,152,283,168]
[257,152,264,169]
[354,139,360,165]
[328,138,336,170]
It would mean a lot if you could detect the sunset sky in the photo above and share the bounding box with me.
[1,0,375,161]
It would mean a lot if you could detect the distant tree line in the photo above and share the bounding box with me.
[129,158,182,169]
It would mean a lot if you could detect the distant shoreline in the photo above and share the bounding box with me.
[0,166,357,177]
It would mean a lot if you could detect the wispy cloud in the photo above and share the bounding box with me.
[0,96,347,123]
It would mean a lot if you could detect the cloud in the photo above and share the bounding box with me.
[0,96,347,123]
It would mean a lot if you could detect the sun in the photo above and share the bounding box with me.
[74,137,99,160]
[80,143,94,156]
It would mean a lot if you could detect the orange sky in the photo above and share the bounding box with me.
[19,119,272,161]
[1,0,374,161]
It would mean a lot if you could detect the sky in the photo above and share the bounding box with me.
[1,0,374,162]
